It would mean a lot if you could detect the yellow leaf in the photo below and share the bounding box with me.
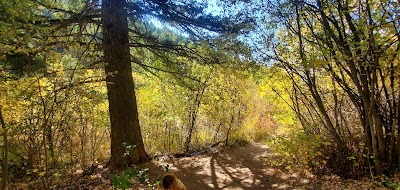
[317,151,322,156]
[38,172,46,177]
[32,169,39,173]
[322,141,332,146]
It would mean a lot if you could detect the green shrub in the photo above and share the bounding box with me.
[265,130,331,174]
[111,165,169,190]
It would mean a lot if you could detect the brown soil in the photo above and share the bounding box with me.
[138,142,391,190]
[139,142,319,190]
[12,142,391,189]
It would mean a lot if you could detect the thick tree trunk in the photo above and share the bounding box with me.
[102,0,148,168]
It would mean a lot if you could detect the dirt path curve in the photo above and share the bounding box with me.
[138,143,315,190]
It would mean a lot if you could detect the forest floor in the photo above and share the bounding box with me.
[136,142,393,190]
[12,142,397,190]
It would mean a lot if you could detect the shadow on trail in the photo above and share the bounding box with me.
[138,143,321,190]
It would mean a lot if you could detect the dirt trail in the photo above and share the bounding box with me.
[10,142,387,189]
[139,143,317,190]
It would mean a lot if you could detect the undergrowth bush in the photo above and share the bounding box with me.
[111,165,169,190]
[254,126,272,142]
[266,130,368,178]
[266,131,332,174]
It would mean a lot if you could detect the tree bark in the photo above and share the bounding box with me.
[102,0,148,168]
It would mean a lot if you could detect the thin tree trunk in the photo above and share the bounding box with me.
[102,0,148,168]
[46,125,54,168]
[213,121,222,142]
[42,128,49,190]
[225,107,235,146]
[397,93,400,169]
[0,106,8,190]
[184,69,212,152]
[80,118,86,168]
[168,123,171,154]
[332,76,341,136]
[295,2,348,152]
[307,75,348,151]
[184,95,199,153]
[226,90,237,146]
[37,78,49,189]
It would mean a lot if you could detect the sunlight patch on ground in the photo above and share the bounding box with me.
[143,143,326,189]
[300,178,310,184]
[135,143,387,190]
[263,168,277,175]
[271,183,291,189]
[279,173,290,180]
[171,153,266,189]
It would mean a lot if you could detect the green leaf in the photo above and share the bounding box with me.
[122,180,131,188]
[140,176,145,182]
[385,179,399,189]
[347,156,356,160]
